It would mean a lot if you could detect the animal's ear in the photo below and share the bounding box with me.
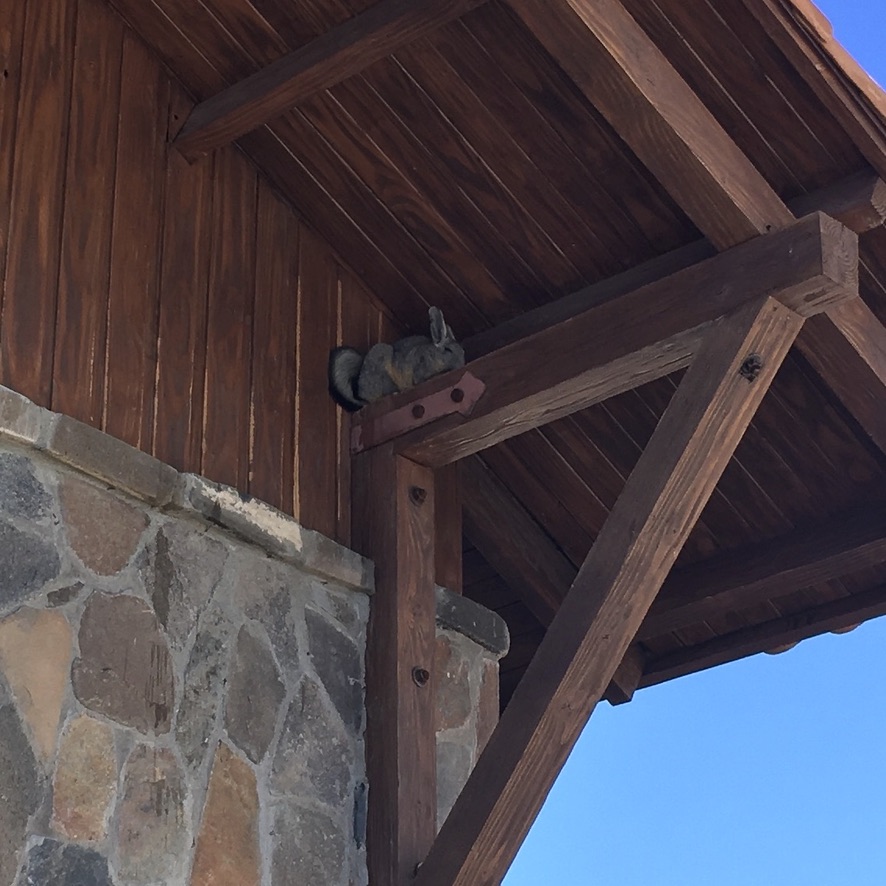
[429,306,447,345]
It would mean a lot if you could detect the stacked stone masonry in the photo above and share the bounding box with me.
[0,387,507,886]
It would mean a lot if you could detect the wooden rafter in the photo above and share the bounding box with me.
[641,582,886,687]
[414,295,805,886]
[352,446,438,886]
[641,504,886,641]
[173,0,486,160]
[466,170,886,359]
[352,213,857,467]
[508,0,794,249]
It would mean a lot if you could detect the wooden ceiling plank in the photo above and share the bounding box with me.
[641,583,886,687]
[641,504,886,640]
[797,296,886,458]
[352,213,856,467]
[467,170,884,358]
[413,294,804,886]
[508,0,794,249]
[174,0,487,159]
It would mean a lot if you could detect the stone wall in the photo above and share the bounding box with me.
[0,387,507,886]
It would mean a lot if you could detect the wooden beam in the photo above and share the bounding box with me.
[413,295,804,886]
[509,0,794,249]
[435,462,463,593]
[797,297,886,457]
[639,505,886,641]
[174,0,485,160]
[641,584,886,687]
[352,446,437,886]
[353,213,856,467]
[461,457,572,627]
[603,645,646,705]
[466,170,885,359]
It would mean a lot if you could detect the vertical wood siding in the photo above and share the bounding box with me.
[0,0,388,542]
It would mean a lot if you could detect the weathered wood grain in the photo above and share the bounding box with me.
[104,31,167,449]
[353,213,856,466]
[413,295,804,886]
[642,583,886,687]
[509,0,794,249]
[1,0,75,406]
[52,0,122,425]
[435,461,463,594]
[174,0,488,159]
[201,145,256,489]
[353,447,437,886]
[641,505,886,640]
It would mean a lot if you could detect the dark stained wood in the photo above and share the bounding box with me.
[175,0,488,159]
[353,446,437,886]
[466,171,886,359]
[642,583,886,687]
[797,297,886,459]
[509,0,794,250]
[153,91,214,472]
[202,144,257,488]
[353,213,856,466]
[295,226,339,537]
[603,644,645,705]
[435,462,463,593]
[462,457,572,625]
[52,0,122,425]
[641,505,886,640]
[414,295,804,886]
[1,0,75,406]
[103,31,168,449]
[250,182,299,512]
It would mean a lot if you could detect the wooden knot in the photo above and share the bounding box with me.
[739,354,763,382]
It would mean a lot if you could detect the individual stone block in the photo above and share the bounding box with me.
[0,452,51,519]
[436,740,473,830]
[47,582,85,608]
[116,745,186,883]
[0,703,42,885]
[190,743,261,886]
[52,715,117,842]
[141,522,228,651]
[20,839,113,886]
[225,624,285,763]
[72,593,174,734]
[477,658,499,756]
[0,520,61,613]
[60,476,148,575]
[305,608,363,733]
[272,803,347,886]
[175,606,234,770]
[272,677,354,807]
[0,606,73,761]
[435,634,472,732]
[234,554,303,673]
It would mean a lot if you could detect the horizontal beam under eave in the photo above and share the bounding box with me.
[639,504,886,641]
[351,212,857,467]
[509,0,794,249]
[640,583,886,687]
[174,0,487,159]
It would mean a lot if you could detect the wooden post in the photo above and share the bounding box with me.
[413,294,804,886]
[353,445,438,886]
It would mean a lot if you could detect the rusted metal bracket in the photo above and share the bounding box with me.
[351,371,485,454]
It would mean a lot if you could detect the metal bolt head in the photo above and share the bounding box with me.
[739,353,763,382]
[450,387,465,403]
[412,666,430,687]
[412,403,426,419]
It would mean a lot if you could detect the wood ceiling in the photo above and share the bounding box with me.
[103,0,886,708]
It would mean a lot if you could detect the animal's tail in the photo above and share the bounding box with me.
[328,347,365,411]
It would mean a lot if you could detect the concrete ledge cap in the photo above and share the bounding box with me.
[174,474,374,593]
[435,587,510,657]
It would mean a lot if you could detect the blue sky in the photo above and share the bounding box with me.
[504,3,886,883]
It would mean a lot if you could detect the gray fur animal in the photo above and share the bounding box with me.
[329,307,465,411]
